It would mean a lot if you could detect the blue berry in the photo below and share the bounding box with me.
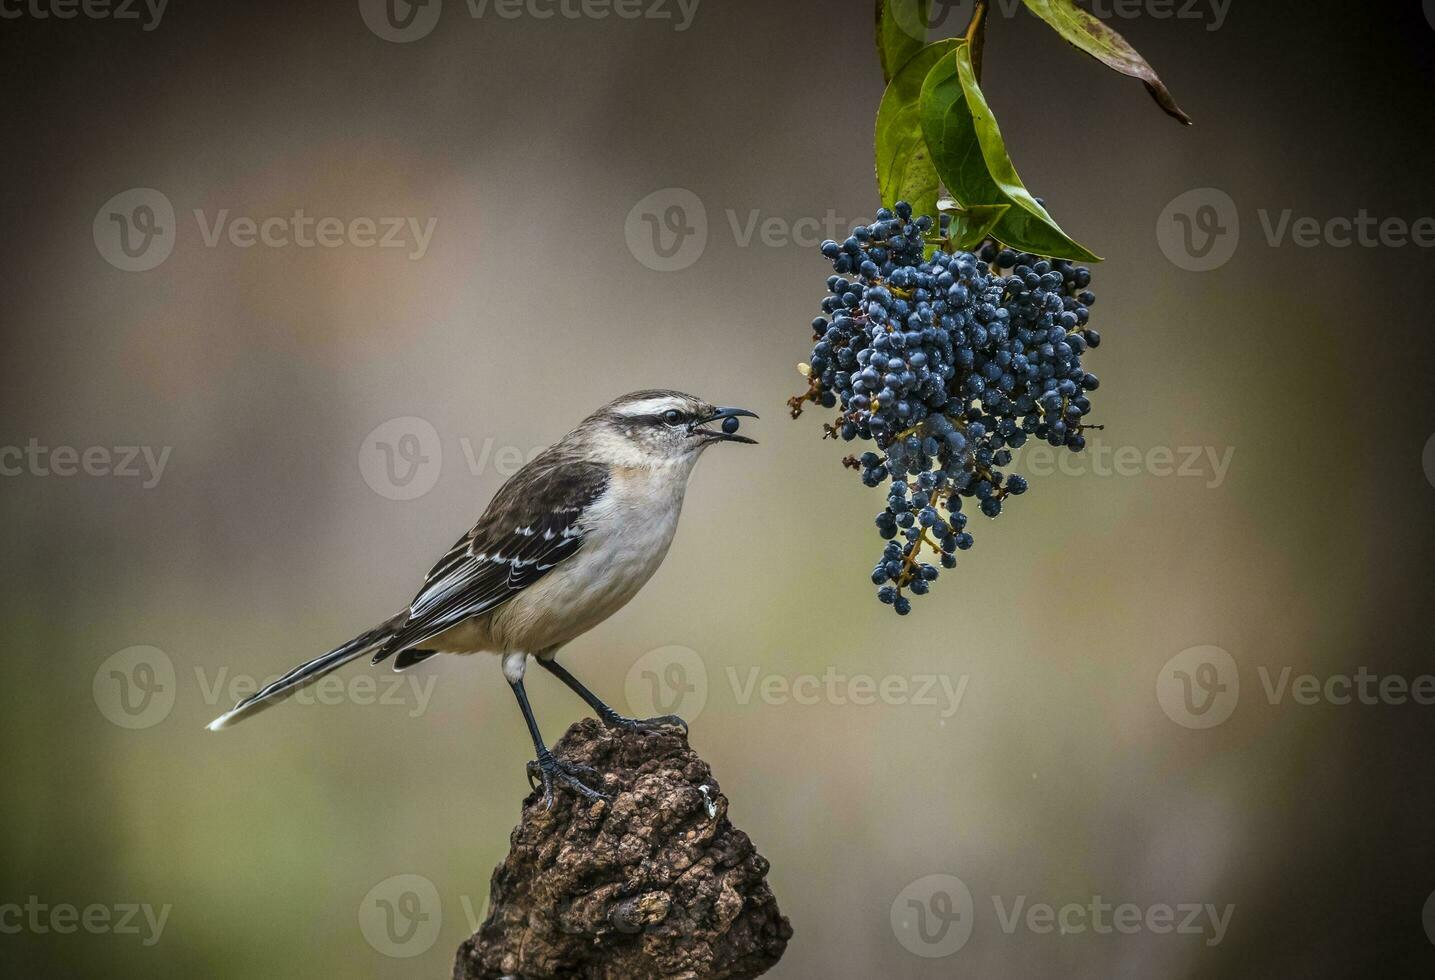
[796,202,1104,614]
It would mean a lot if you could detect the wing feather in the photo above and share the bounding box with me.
[372,455,608,663]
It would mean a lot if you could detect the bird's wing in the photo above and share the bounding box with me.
[372,456,610,663]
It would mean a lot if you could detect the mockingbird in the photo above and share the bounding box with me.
[207,390,756,804]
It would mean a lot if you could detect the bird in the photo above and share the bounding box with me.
[207,390,756,805]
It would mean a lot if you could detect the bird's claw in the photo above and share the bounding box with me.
[600,710,688,735]
[526,750,608,809]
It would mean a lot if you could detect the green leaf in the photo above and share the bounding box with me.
[1021,0,1191,125]
[919,41,1101,261]
[875,39,957,222]
[937,200,1010,251]
[875,0,931,83]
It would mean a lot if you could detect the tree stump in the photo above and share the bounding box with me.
[452,718,791,980]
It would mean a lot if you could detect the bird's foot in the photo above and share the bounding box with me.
[599,708,688,735]
[526,749,608,809]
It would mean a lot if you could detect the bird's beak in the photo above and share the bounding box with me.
[690,407,758,444]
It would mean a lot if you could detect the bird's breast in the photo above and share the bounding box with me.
[490,465,688,653]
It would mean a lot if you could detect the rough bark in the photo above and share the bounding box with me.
[453,718,791,980]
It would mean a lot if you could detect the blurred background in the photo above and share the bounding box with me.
[3,0,1434,976]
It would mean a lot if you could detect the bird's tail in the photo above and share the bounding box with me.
[205,614,406,731]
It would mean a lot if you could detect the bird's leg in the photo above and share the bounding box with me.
[538,657,688,734]
[508,678,606,808]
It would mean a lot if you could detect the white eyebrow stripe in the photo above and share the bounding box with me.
[615,396,690,417]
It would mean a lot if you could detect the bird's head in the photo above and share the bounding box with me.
[578,390,757,468]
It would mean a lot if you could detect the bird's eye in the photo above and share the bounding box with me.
[663,409,685,425]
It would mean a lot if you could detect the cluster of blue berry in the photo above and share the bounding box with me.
[792,201,1102,614]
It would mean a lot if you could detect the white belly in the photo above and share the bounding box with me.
[435,462,692,658]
